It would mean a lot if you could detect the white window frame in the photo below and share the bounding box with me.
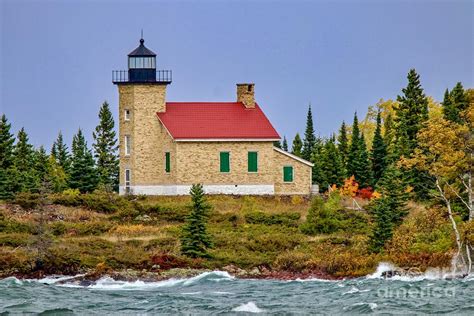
[124,135,131,156]
[125,169,131,193]
[124,109,131,121]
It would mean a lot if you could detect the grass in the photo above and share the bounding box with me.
[0,192,456,278]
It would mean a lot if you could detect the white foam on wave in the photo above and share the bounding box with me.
[57,270,235,290]
[366,262,472,281]
[0,276,23,285]
[292,277,338,283]
[366,262,398,279]
[32,274,86,285]
[232,302,264,313]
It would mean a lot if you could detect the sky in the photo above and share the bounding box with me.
[1,0,473,149]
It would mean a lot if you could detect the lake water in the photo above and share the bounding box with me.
[1,264,474,314]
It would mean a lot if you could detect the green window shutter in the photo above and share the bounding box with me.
[283,166,293,182]
[248,152,258,172]
[220,152,230,172]
[165,152,171,173]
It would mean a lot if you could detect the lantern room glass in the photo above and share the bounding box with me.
[128,57,156,69]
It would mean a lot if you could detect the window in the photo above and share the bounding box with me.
[248,152,258,172]
[283,166,294,182]
[165,152,171,173]
[248,84,252,92]
[125,169,131,193]
[124,135,131,156]
[220,152,230,173]
[124,109,130,121]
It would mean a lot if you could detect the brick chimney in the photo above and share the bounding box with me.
[236,83,255,108]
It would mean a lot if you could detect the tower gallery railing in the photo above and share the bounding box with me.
[112,70,172,83]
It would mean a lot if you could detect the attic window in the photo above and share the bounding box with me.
[124,109,131,121]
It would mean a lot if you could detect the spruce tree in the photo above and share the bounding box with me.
[358,133,373,188]
[292,133,303,157]
[69,129,99,193]
[51,131,71,175]
[34,146,49,185]
[443,82,468,124]
[320,136,345,189]
[0,115,17,199]
[371,111,387,185]
[302,104,316,161]
[383,112,396,164]
[369,164,409,253]
[394,68,428,158]
[282,136,288,152]
[337,121,349,175]
[93,102,119,191]
[311,138,324,188]
[180,184,213,258]
[347,112,361,179]
[13,128,39,192]
[273,140,282,148]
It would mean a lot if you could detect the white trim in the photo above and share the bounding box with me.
[124,135,131,156]
[273,147,314,167]
[175,138,280,142]
[119,184,274,196]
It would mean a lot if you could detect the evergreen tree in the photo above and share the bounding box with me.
[383,112,396,164]
[394,68,428,158]
[371,111,387,185]
[69,129,99,193]
[0,115,17,199]
[282,136,288,152]
[273,140,282,148]
[311,137,324,187]
[34,146,49,184]
[337,121,349,175]
[45,156,67,193]
[302,104,316,161]
[319,136,345,189]
[13,128,39,192]
[93,102,119,191]
[180,184,213,258]
[443,82,468,124]
[292,133,303,157]
[369,165,409,253]
[51,131,71,175]
[347,113,373,187]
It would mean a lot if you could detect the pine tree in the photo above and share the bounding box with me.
[443,82,468,124]
[273,140,282,148]
[292,133,303,157]
[0,115,17,199]
[371,111,387,185]
[394,68,428,158]
[358,133,373,188]
[302,104,316,161]
[311,138,324,188]
[93,102,119,191]
[69,129,99,193]
[180,184,213,258]
[337,121,349,175]
[369,164,409,253]
[347,112,361,178]
[34,146,49,185]
[13,128,39,192]
[51,131,71,175]
[282,136,288,152]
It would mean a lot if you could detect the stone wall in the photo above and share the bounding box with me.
[118,84,176,187]
[236,83,255,108]
[272,149,313,195]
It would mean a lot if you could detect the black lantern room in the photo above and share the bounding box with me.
[113,38,172,84]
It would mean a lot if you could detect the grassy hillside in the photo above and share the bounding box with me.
[0,191,455,279]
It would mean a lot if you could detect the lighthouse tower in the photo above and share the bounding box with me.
[113,38,172,194]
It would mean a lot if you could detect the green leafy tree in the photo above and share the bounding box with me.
[51,131,71,175]
[371,111,387,185]
[45,156,67,193]
[282,136,288,152]
[0,115,17,199]
[302,104,316,161]
[369,165,409,253]
[292,133,303,157]
[69,129,99,193]
[180,184,213,258]
[93,102,119,191]
[337,121,349,174]
[13,128,39,192]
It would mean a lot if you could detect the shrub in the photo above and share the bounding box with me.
[273,251,312,272]
[52,189,82,206]
[14,192,41,210]
[150,253,188,270]
[0,218,34,234]
[0,233,31,247]
[145,204,189,222]
[357,187,374,199]
[80,191,122,213]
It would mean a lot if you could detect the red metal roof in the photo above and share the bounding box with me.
[156,102,280,140]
